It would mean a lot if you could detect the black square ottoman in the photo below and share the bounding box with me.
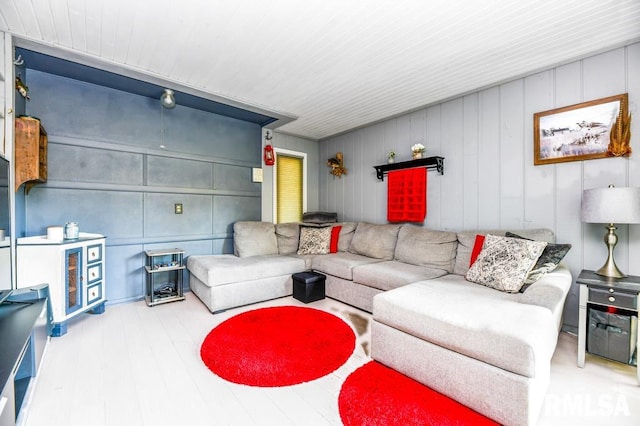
[292,271,326,303]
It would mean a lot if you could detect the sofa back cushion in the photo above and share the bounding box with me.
[453,228,555,275]
[233,221,278,257]
[348,223,401,260]
[394,225,458,272]
[275,222,300,254]
[337,222,358,252]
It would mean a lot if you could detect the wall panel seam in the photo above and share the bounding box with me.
[48,135,259,167]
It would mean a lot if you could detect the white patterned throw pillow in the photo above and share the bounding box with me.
[297,226,332,255]
[465,234,547,293]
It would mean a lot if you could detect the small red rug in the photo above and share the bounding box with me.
[200,306,355,387]
[339,361,499,425]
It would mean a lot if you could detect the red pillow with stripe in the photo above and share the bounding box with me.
[330,226,342,253]
[469,234,485,267]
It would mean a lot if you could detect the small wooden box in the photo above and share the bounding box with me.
[15,116,48,193]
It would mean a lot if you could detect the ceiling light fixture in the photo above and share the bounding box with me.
[160,88,176,109]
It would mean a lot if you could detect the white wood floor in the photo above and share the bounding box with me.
[19,293,640,426]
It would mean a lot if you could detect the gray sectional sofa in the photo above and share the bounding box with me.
[187,221,572,426]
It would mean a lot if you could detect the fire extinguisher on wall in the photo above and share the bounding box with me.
[264,131,275,166]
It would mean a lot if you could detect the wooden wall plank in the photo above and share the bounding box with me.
[523,71,555,230]
[425,105,442,228]
[440,98,464,230]
[67,0,88,51]
[499,80,525,229]
[553,61,587,327]
[477,87,501,229]
[463,94,479,229]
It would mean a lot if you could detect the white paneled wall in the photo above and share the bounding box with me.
[319,42,640,329]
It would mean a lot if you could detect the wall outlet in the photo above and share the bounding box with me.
[175,203,183,214]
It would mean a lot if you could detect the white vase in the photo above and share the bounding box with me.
[412,152,423,160]
[388,157,395,164]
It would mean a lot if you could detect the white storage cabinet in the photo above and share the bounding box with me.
[16,233,106,336]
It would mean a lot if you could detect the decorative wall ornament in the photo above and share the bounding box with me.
[327,152,347,178]
[15,75,29,100]
[263,130,275,166]
[534,93,629,165]
[608,106,632,157]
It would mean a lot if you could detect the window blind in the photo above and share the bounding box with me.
[276,155,303,223]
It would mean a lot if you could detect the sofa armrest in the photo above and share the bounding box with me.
[518,264,572,330]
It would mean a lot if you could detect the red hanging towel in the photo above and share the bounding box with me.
[387,168,427,222]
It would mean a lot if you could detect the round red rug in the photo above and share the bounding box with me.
[339,361,500,425]
[200,306,356,387]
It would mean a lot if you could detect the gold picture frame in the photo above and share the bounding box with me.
[534,93,628,165]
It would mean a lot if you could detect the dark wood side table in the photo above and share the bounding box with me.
[577,270,639,385]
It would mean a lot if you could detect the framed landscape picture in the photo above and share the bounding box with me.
[533,93,628,165]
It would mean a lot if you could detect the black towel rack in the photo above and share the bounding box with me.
[373,156,444,181]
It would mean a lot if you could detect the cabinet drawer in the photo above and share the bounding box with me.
[87,264,102,283]
[87,283,102,304]
[589,288,637,310]
[87,244,102,263]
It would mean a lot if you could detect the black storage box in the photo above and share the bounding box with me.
[292,271,326,303]
[588,308,638,364]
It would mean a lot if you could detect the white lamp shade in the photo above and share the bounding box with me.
[581,187,640,224]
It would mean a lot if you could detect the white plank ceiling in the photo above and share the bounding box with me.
[1,0,639,140]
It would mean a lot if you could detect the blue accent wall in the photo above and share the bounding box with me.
[21,70,262,304]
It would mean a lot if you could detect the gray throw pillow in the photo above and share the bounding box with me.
[465,234,547,293]
[505,232,571,288]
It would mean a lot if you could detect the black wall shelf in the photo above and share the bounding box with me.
[373,156,444,181]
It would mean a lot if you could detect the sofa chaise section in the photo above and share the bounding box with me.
[371,263,572,426]
[187,221,309,313]
[188,254,306,313]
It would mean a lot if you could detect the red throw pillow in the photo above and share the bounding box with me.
[469,234,485,267]
[330,226,342,253]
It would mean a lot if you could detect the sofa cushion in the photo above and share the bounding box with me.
[275,222,300,255]
[373,279,559,378]
[394,225,457,272]
[233,221,278,257]
[349,223,401,260]
[297,225,332,255]
[465,235,547,293]
[337,222,358,252]
[505,232,571,287]
[312,252,383,280]
[518,264,572,330]
[353,260,447,291]
[453,228,555,276]
[187,254,305,287]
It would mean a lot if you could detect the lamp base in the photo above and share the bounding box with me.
[594,223,626,278]
[594,263,626,279]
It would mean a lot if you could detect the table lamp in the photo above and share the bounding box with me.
[581,185,640,278]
